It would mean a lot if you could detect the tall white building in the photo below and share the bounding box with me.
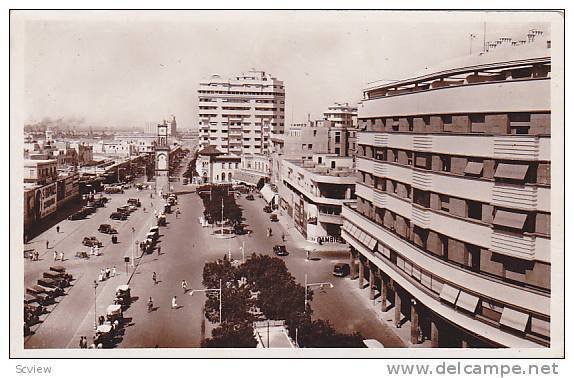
[197,70,285,155]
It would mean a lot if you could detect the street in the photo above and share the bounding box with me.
[25,155,403,348]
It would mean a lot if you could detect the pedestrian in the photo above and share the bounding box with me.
[60,252,65,262]
[105,267,111,279]
[157,246,161,256]
[56,226,60,233]
[152,272,157,285]
[53,250,58,261]
[46,240,49,249]
[112,266,117,277]
[171,296,178,309]
[181,280,188,293]
[281,233,285,242]
[79,336,84,349]
[34,251,39,261]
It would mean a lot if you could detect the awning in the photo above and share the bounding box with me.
[494,163,529,180]
[499,307,530,332]
[439,284,460,305]
[493,210,527,230]
[456,291,480,313]
[464,161,484,175]
[260,185,276,204]
[378,244,391,258]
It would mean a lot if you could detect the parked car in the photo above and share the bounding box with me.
[68,211,87,221]
[83,206,97,214]
[333,263,350,277]
[273,245,288,256]
[98,224,118,234]
[82,236,103,248]
[127,198,141,207]
[269,214,278,222]
[104,186,123,194]
[246,194,255,201]
[117,205,132,213]
[110,212,128,221]
[263,205,272,213]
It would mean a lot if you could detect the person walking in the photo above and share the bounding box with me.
[281,233,285,242]
[46,240,49,250]
[112,266,117,277]
[157,246,161,256]
[181,280,188,293]
[56,226,60,233]
[152,272,157,285]
[105,267,111,279]
[171,296,178,309]
[79,336,84,349]
[53,250,58,261]
[60,252,65,262]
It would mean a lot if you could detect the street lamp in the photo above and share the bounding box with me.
[189,279,223,323]
[304,273,333,312]
[93,280,99,330]
[131,227,135,267]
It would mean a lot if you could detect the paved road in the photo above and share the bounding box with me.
[24,150,403,348]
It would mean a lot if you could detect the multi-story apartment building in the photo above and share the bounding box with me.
[342,33,551,348]
[198,70,285,155]
[280,154,356,243]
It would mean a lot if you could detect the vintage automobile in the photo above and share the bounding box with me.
[98,224,118,234]
[42,270,73,284]
[24,302,45,317]
[115,285,131,304]
[273,245,288,256]
[333,263,351,277]
[27,285,59,301]
[24,307,40,326]
[263,205,272,213]
[269,214,278,222]
[83,206,97,215]
[106,304,123,323]
[94,324,114,347]
[36,280,65,296]
[149,226,160,238]
[104,186,124,194]
[127,198,141,207]
[82,236,103,248]
[37,277,68,289]
[245,194,255,201]
[117,205,132,214]
[110,212,128,221]
[157,214,167,226]
[68,211,87,221]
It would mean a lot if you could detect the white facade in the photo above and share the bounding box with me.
[198,70,285,155]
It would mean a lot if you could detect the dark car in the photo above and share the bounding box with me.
[110,212,128,221]
[83,206,97,214]
[246,194,255,201]
[83,236,103,247]
[98,224,118,234]
[127,198,141,207]
[263,205,272,213]
[269,214,278,222]
[273,245,288,256]
[68,211,87,221]
[333,263,350,277]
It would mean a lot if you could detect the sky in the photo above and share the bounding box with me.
[11,10,553,130]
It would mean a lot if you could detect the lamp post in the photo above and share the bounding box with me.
[93,280,99,330]
[189,279,223,323]
[131,227,135,267]
[304,273,333,312]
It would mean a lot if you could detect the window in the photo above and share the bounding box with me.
[494,163,529,181]
[335,135,341,143]
[313,130,317,136]
[407,151,413,166]
[393,149,398,163]
[440,156,451,172]
[392,118,399,131]
[441,115,453,132]
[464,161,484,176]
[509,113,531,135]
[493,209,528,231]
[440,194,450,212]
[470,114,486,133]
[335,147,340,155]
[467,200,482,220]
[331,161,336,169]
[408,117,414,131]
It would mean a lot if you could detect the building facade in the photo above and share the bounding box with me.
[342,35,551,347]
[198,70,285,155]
[280,154,356,243]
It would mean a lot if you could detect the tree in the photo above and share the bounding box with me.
[201,321,258,348]
[256,177,265,190]
[291,318,364,348]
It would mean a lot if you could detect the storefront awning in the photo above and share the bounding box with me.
[439,284,460,305]
[464,161,484,175]
[456,291,480,313]
[493,210,527,230]
[494,163,529,180]
[260,184,276,204]
[499,307,530,332]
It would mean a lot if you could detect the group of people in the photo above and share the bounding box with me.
[53,251,65,262]
[29,250,40,261]
[147,275,188,311]
[98,267,116,282]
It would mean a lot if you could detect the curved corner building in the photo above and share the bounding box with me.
[341,39,551,348]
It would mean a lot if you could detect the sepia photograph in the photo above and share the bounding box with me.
[8,9,565,360]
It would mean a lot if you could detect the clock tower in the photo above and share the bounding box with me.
[155,120,170,196]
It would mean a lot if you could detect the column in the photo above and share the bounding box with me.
[358,259,365,289]
[394,289,402,328]
[349,250,358,279]
[381,278,388,311]
[431,320,440,348]
[410,299,420,344]
[369,265,376,300]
